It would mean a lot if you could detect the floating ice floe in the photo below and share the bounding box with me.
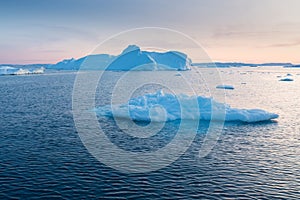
[216,84,235,90]
[95,90,278,123]
[279,77,293,81]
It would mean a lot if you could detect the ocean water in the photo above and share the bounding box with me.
[0,67,299,199]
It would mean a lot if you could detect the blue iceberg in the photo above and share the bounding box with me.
[48,45,191,71]
[95,90,279,123]
[279,77,293,81]
[216,84,235,90]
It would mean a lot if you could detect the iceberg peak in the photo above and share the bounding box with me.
[121,45,141,54]
[63,58,75,63]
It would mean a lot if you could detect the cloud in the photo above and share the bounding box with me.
[31,24,100,43]
[212,27,281,39]
[266,40,300,48]
[36,49,66,53]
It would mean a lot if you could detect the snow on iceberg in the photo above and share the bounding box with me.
[14,68,31,75]
[95,90,278,123]
[216,84,234,90]
[32,67,45,74]
[49,45,191,71]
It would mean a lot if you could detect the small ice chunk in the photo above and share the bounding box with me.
[216,84,235,90]
[279,77,293,81]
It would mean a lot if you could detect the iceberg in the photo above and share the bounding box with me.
[14,68,31,75]
[32,67,45,74]
[48,55,114,70]
[0,66,45,76]
[192,62,292,68]
[216,84,234,90]
[284,64,300,68]
[48,45,191,71]
[279,77,293,81]
[95,90,278,123]
[0,66,18,75]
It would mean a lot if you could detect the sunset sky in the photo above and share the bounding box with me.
[1,0,300,64]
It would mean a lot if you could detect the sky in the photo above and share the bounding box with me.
[1,0,300,64]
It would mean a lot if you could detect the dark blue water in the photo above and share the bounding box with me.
[0,72,299,199]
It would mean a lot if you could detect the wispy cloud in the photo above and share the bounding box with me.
[212,26,282,39]
[29,24,100,43]
[214,31,271,38]
[266,40,300,48]
[37,49,66,53]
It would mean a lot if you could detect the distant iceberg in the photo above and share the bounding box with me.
[284,64,300,68]
[279,74,294,81]
[0,66,45,76]
[95,90,278,123]
[32,67,45,74]
[0,66,18,75]
[216,84,234,90]
[48,45,192,71]
[279,77,293,81]
[279,73,294,81]
[192,62,292,68]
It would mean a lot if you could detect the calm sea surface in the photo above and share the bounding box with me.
[0,67,299,199]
